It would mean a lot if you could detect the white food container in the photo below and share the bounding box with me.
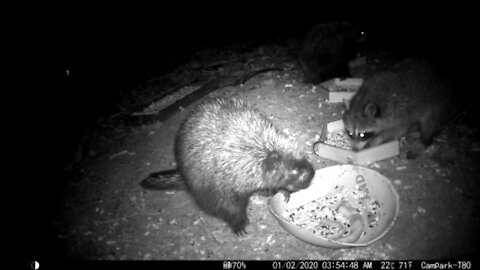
[269,165,400,248]
[318,78,363,104]
[313,120,400,165]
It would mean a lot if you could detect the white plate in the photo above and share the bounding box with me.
[268,165,400,248]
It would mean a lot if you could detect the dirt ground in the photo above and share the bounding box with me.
[40,44,480,262]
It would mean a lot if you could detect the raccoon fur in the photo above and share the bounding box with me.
[343,58,457,153]
[141,97,315,235]
[299,21,365,84]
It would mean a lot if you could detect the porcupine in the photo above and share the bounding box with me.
[141,97,315,235]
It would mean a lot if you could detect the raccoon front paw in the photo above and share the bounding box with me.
[400,139,426,160]
[399,148,420,160]
[406,150,419,160]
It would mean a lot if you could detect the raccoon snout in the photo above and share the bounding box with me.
[351,140,369,151]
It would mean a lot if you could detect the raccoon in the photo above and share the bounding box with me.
[343,58,456,153]
[299,21,365,84]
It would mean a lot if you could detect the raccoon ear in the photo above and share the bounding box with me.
[363,103,379,117]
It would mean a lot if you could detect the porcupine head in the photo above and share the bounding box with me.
[262,150,315,201]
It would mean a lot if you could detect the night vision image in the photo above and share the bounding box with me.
[29,6,479,264]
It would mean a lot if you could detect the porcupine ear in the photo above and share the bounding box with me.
[363,103,380,118]
[264,151,282,173]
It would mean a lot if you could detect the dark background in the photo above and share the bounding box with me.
[58,13,474,156]
[59,10,475,118]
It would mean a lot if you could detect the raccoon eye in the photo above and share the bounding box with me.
[291,169,299,175]
[359,132,375,140]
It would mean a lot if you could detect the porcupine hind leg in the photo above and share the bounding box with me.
[195,188,250,235]
[216,193,251,235]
